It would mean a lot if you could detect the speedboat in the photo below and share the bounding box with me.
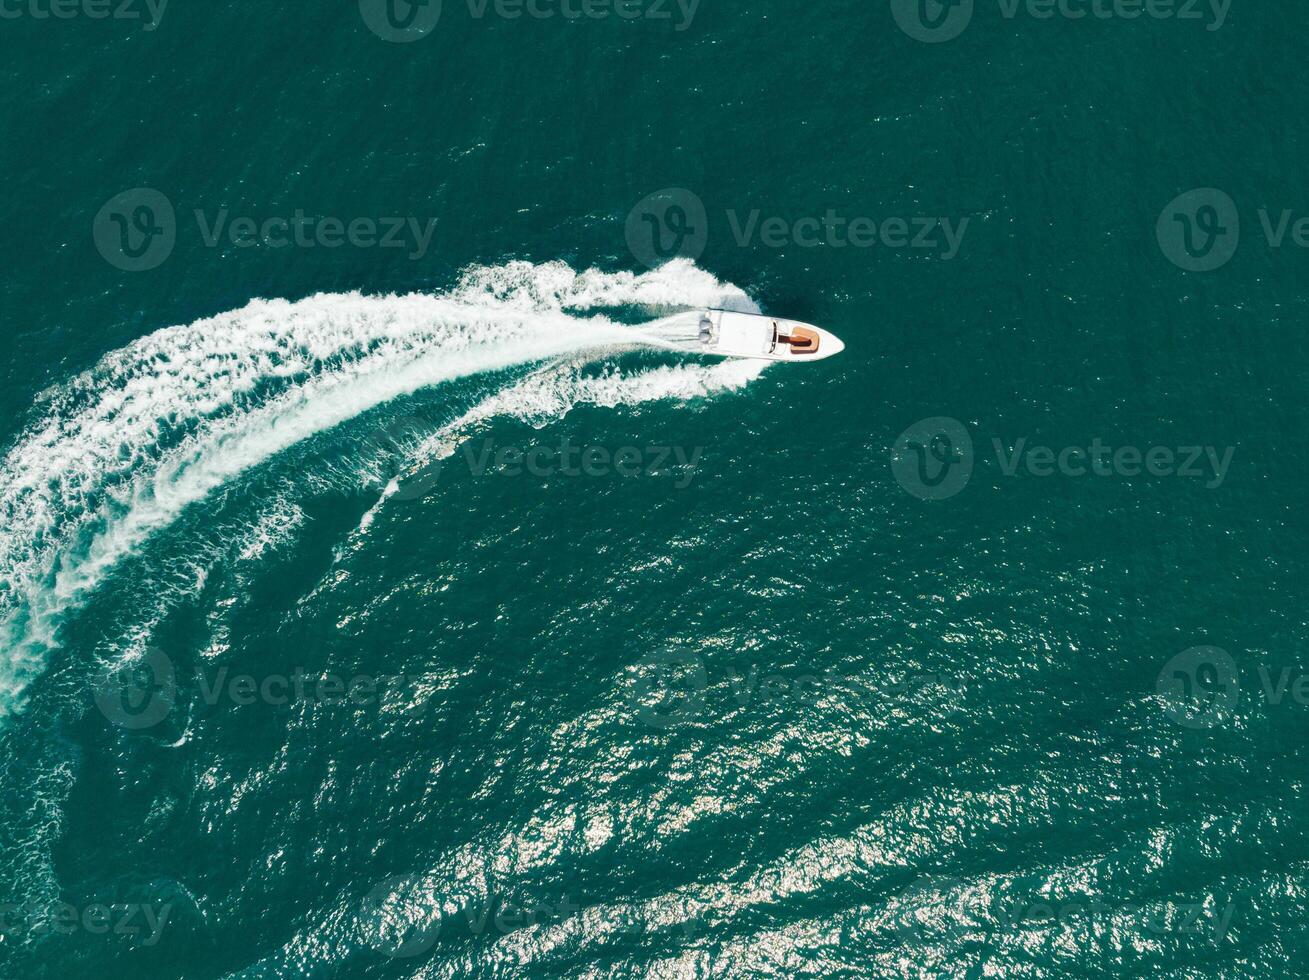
[696,309,844,362]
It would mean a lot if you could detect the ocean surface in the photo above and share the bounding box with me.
[2,1,1308,977]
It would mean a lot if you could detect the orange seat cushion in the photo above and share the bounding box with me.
[788,327,820,354]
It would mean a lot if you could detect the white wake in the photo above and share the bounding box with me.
[0,260,760,717]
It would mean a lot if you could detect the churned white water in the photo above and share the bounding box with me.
[0,259,762,715]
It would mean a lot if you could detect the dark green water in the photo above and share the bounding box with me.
[2,1,1308,977]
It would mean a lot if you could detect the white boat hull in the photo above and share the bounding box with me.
[695,309,844,362]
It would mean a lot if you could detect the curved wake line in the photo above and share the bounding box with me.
[0,260,758,717]
[360,355,767,531]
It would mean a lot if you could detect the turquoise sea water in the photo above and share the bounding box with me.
[3,1,1309,977]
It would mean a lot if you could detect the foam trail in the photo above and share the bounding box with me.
[0,260,757,716]
[360,355,767,530]
[635,310,716,351]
